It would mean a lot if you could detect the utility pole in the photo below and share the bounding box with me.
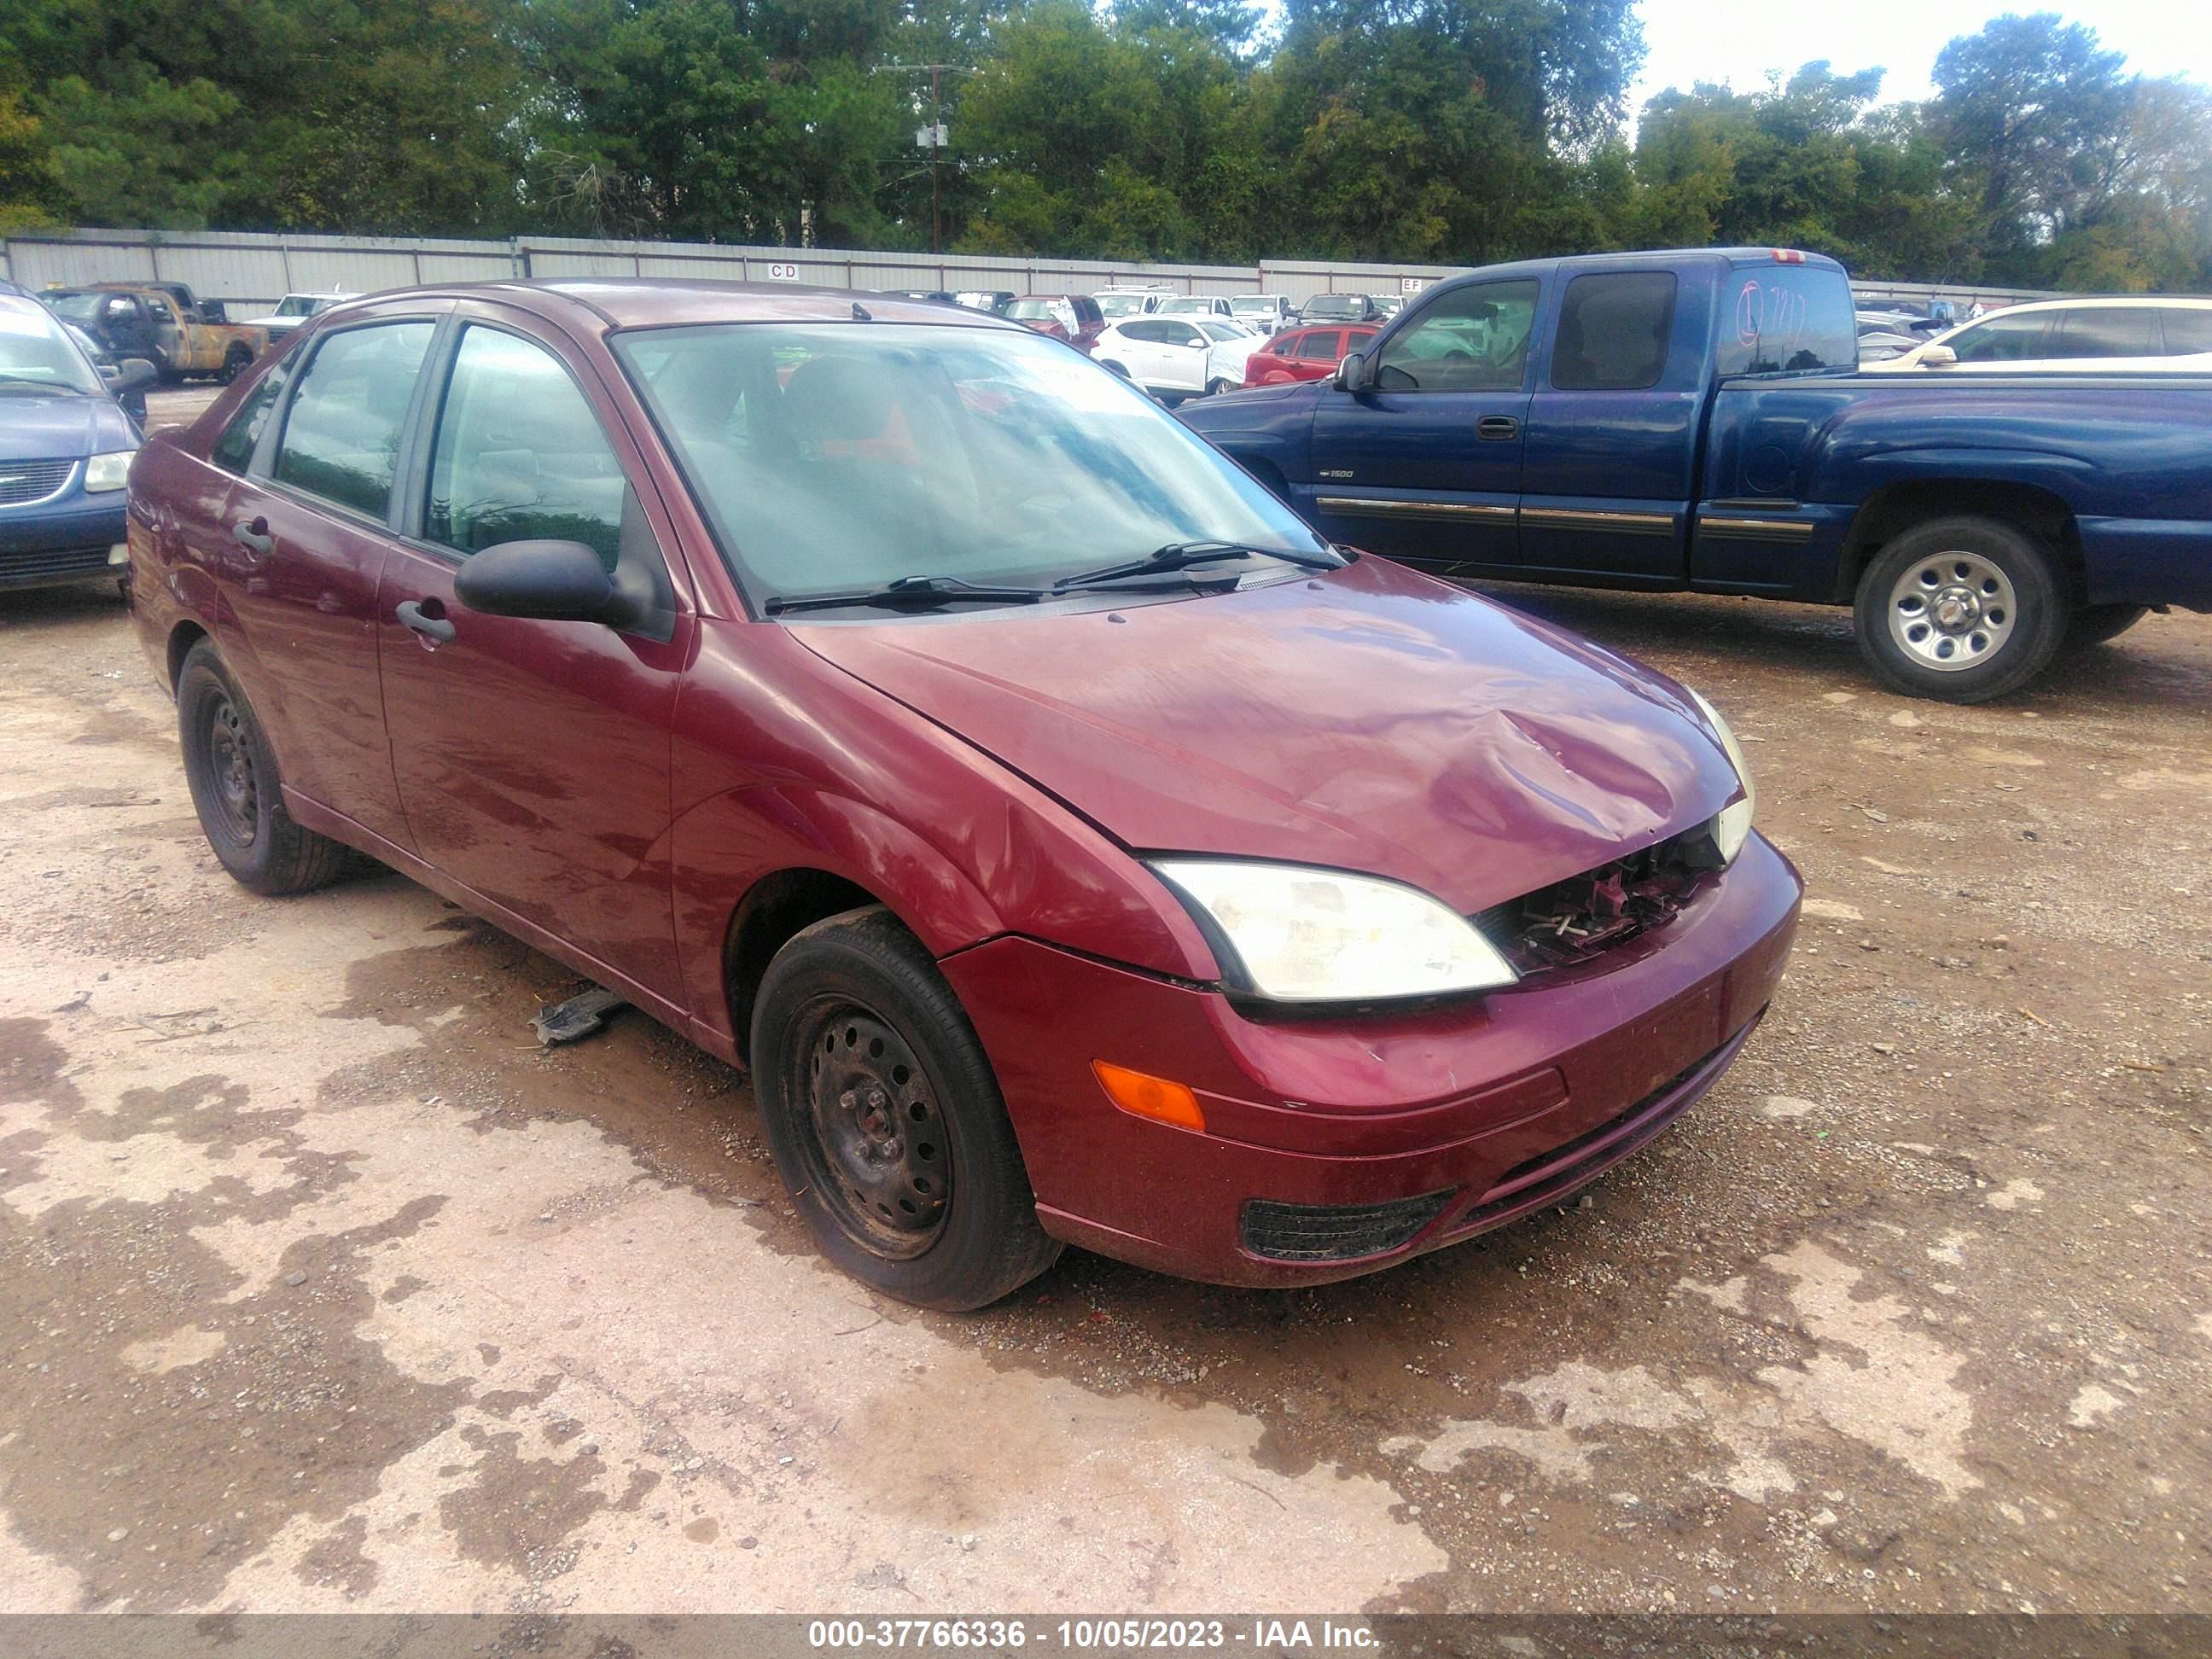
[874,63,975,257]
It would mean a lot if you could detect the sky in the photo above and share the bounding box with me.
[1629,0,2212,116]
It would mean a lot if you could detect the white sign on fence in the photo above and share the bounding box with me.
[1401,277,1428,294]
[765,263,800,280]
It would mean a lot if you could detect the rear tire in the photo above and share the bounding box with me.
[177,643,352,896]
[751,905,1059,1311]
[2066,602,2149,650]
[1206,377,1233,397]
[218,343,253,384]
[1853,515,2067,703]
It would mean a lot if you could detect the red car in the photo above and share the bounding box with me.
[1245,323,1380,385]
[1004,293,1105,354]
[126,281,1800,1309]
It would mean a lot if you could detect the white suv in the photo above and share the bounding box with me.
[1093,317,1261,399]
[1871,297,2212,373]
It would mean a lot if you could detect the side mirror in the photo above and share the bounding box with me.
[1918,345,1958,369]
[110,358,159,394]
[455,539,628,626]
[1334,351,1371,393]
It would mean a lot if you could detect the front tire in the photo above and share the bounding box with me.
[1205,377,1233,397]
[177,643,352,895]
[751,906,1059,1311]
[1853,515,2068,702]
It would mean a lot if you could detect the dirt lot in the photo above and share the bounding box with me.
[3,397,2208,1616]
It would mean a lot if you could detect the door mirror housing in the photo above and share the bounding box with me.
[1334,351,1371,393]
[108,358,159,394]
[455,539,628,626]
[1917,344,1958,369]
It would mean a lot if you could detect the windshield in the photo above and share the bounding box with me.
[1095,294,1152,318]
[0,305,103,393]
[1159,298,1213,314]
[276,296,315,317]
[1231,298,1274,315]
[1193,320,1245,342]
[44,292,106,326]
[614,322,1328,610]
[1005,299,1066,323]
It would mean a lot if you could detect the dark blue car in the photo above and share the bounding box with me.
[1,288,156,594]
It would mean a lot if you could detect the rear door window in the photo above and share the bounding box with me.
[1294,330,1342,359]
[212,366,289,475]
[1551,271,1678,390]
[2052,308,2159,358]
[2163,310,2212,354]
[271,322,436,518]
[425,326,626,568]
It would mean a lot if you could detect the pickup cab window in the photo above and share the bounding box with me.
[1377,281,1539,392]
[1718,266,1856,374]
[1552,272,1677,391]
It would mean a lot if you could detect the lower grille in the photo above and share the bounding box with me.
[0,458,76,505]
[1240,1189,1457,1263]
[2,542,114,582]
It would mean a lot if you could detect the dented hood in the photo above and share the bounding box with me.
[790,556,1741,916]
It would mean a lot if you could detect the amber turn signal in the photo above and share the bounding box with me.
[1091,1061,1206,1132]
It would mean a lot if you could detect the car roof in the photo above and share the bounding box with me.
[317,277,1025,334]
[1966,296,2212,315]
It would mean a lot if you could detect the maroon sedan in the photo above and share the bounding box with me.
[1245,323,1380,385]
[1004,293,1105,354]
[125,281,1799,1309]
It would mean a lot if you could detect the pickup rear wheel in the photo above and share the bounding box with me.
[218,343,253,384]
[750,905,1060,1311]
[177,643,352,895]
[1854,516,2068,702]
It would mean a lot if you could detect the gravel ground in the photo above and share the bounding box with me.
[3,403,2208,1617]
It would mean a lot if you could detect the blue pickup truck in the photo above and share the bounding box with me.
[1178,247,2212,701]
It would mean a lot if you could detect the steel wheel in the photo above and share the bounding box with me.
[205,694,261,847]
[791,998,951,1259]
[1887,550,2017,672]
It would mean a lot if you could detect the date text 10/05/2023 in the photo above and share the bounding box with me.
[806,1619,1382,1650]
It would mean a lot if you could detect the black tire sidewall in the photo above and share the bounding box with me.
[2067,602,2149,650]
[1854,516,2067,702]
[751,907,1054,1311]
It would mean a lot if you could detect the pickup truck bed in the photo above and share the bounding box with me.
[1179,247,2212,701]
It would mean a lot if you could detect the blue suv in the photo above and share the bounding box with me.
[1,288,156,594]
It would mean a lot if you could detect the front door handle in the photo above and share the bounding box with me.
[231,517,271,555]
[395,599,457,645]
[1477,416,1520,441]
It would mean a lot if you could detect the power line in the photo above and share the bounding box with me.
[872,63,977,254]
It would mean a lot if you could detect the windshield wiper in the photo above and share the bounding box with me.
[764,573,1050,616]
[1053,538,1342,591]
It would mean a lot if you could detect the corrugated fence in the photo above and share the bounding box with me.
[0,228,1472,312]
[0,227,2059,314]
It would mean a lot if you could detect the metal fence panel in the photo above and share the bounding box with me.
[3,228,2064,316]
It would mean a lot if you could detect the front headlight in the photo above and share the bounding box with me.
[1685,688,1755,864]
[1149,859,1517,1003]
[84,450,136,492]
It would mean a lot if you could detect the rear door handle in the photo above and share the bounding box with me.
[1477,416,1520,441]
[395,599,457,645]
[230,517,271,555]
